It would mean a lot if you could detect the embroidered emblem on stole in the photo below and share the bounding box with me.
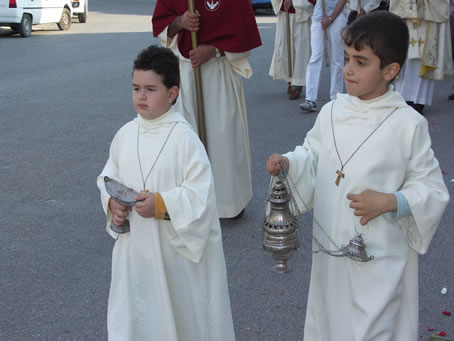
[205,0,221,12]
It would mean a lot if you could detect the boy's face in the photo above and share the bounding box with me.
[132,69,178,120]
[343,44,399,101]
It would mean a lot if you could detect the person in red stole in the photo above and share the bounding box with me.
[153,0,261,219]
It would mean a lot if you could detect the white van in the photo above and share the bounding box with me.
[0,0,87,37]
[71,0,87,23]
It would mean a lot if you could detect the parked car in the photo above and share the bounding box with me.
[250,0,272,11]
[0,0,85,37]
[71,0,87,23]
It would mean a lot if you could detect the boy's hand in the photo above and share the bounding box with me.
[189,45,216,68]
[181,10,199,32]
[135,192,155,218]
[347,190,397,225]
[284,0,293,11]
[110,199,131,226]
[266,154,290,176]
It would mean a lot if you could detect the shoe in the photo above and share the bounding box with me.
[413,104,424,114]
[229,209,245,220]
[288,86,302,100]
[287,82,292,95]
[448,93,454,100]
[299,99,317,112]
[406,101,424,114]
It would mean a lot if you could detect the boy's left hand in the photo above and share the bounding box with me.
[135,191,155,218]
[347,190,397,225]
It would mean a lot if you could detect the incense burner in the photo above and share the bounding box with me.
[262,180,300,273]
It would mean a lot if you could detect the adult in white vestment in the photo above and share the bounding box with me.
[161,35,253,218]
[269,0,314,100]
[152,0,262,218]
[282,88,449,339]
[97,109,235,341]
[390,0,454,111]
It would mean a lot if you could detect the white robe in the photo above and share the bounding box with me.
[282,88,449,340]
[391,0,454,105]
[97,110,235,341]
[157,29,253,218]
[269,0,313,86]
[394,59,435,105]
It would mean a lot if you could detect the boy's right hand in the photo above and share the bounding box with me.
[266,154,290,176]
[181,10,199,32]
[109,198,131,226]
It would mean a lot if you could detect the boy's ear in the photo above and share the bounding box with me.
[383,62,401,82]
[168,85,179,103]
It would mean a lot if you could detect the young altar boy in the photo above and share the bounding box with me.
[97,45,235,341]
[267,12,449,340]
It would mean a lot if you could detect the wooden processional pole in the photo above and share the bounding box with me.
[321,0,329,67]
[285,10,292,79]
[188,0,208,151]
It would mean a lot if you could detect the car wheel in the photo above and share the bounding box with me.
[18,14,32,37]
[57,8,71,31]
[78,0,87,23]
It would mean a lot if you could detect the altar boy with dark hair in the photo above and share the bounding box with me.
[97,45,235,341]
[267,11,449,340]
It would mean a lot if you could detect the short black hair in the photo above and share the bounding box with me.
[133,45,180,89]
[342,11,409,69]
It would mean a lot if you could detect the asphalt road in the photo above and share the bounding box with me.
[1,1,453,340]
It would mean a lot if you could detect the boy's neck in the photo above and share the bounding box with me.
[139,105,173,121]
[358,83,390,101]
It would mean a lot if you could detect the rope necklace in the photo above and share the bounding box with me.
[272,163,374,262]
[330,100,397,186]
[137,122,178,191]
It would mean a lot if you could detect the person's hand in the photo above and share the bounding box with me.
[347,190,397,225]
[135,191,155,218]
[266,154,290,176]
[321,15,332,30]
[110,198,131,226]
[189,45,216,68]
[284,0,293,11]
[357,8,366,18]
[181,10,199,32]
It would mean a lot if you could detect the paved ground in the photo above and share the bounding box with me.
[1,1,453,340]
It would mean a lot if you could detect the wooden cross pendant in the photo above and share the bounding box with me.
[335,170,344,186]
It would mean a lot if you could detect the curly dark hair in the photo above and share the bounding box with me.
[342,11,409,69]
[133,45,180,89]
